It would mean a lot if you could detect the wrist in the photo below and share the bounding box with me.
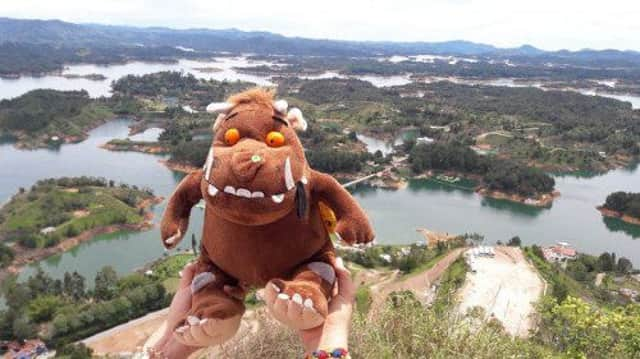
[318,325,348,350]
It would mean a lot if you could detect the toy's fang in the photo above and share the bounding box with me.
[271,193,285,203]
[285,157,295,191]
[208,184,219,196]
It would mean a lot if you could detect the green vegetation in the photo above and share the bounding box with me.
[337,237,466,274]
[536,297,640,358]
[0,90,114,144]
[111,71,252,109]
[0,254,196,346]
[603,191,640,218]
[0,177,155,250]
[525,246,637,305]
[409,142,555,196]
[431,257,468,313]
[0,242,14,268]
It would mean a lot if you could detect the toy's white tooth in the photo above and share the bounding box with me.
[292,293,303,304]
[271,193,285,203]
[224,186,236,195]
[208,184,218,196]
[304,298,314,309]
[236,188,251,198]
[277,293,289,300]
[284,157,295,191]
[252,191,264,198]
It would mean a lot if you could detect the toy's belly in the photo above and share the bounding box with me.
[201,204,329,286]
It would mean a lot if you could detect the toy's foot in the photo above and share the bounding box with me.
[264,279,327,330]
[174,313,242,347]
[173,293,244,347]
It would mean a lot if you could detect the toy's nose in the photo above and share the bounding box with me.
[231,150,264,183]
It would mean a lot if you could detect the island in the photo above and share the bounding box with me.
[0,177,163,275]
[0,89,117,148]
[409,141,557,206]
[598,191,640,225]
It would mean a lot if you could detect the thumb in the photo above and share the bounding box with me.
[178,261,197,289]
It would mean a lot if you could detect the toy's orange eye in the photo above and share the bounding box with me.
[266,131,285,147]
[224,128,240,145]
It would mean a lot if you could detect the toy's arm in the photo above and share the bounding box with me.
[310,170,375,245]
[160,170,203,249]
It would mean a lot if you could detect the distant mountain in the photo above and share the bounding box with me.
[1,17,639,64]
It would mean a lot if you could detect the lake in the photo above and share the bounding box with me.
[0,120,639,288]
[1,57,639,285]
[0,57,276,100]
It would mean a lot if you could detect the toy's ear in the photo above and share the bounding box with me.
[286,108,307,132]
[207,102,233,132]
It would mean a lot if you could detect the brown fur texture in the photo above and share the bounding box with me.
[160,88,374,347]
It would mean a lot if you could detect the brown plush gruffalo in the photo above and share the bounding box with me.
[160,88,374,347]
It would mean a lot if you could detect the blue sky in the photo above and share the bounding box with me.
[2,0,639,51]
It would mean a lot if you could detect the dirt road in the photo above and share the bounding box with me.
[371,248,465,312]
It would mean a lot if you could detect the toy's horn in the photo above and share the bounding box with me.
[206,102,233,113]
[287,108,307,131]
[273,99,288,114]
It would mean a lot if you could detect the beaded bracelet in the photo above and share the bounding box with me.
[306,348,349,358]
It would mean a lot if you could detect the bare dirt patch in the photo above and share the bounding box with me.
[72,209,90,218]
[457,246,544,337]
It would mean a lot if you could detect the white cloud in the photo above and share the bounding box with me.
[2,0,639,51]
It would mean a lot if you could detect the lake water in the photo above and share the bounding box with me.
[0,57,275,100]
[1,120,639,288]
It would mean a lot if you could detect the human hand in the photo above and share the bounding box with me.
[299,257,356,354]
[148,261,201,359]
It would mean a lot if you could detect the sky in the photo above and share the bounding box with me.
[2,0,640,51]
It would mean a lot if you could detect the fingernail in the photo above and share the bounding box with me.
[270,283,281,293]
[178,271,183,278]
[187,316,200,325]
[176,326,187,333]
[200,319,208,325]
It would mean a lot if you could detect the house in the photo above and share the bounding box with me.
[542,242,577,262]
[416,136,434,145]
[39,227,56,235]
[5,340,48,359]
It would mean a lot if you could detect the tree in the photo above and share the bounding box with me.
[56,343,93,359]
[26,295,64,323]
[597,252,616,272]
[94,266,118,301]
[64,271,86,300]
[507,236,521,247]
[616,257,633,274]
[12,316,36,340]
[27,267,55,295]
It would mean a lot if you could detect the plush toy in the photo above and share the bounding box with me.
[160,88,375,347]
